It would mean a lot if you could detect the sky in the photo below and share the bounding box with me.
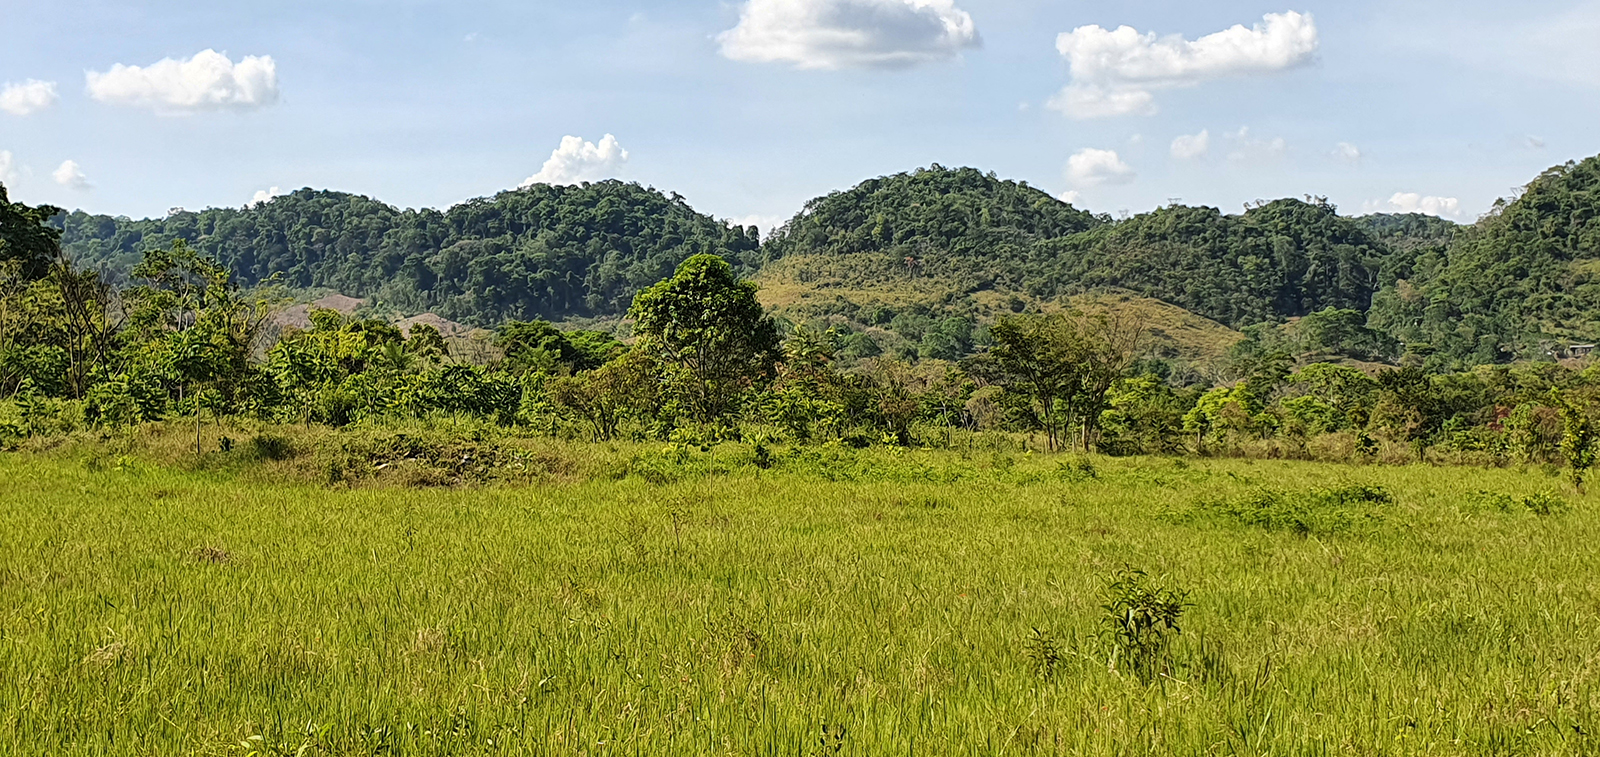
[2,0,1597,232]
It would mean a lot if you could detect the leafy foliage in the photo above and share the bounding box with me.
[59,182,760,325]
[760,165,1101,283]
[630,255,781,424]
[1369,156,1600,366]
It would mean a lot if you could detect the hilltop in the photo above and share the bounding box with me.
[48,154,1600,370]
[59,182,761,326]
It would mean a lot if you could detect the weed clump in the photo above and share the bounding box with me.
[320,431,565,487]
[1469,490,1570,516]
[1187,484,1395,535]
[243,433,297,462]
[1057,457,1098,482]
[191,546,231,564]
[1022,628,1064,680]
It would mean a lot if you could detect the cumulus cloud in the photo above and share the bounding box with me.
[1,80,59,116]
[718,0,980,70]
[1372,193,1461,219]
[87,49,279,114]
[521,135,629,187]
[1066,148,1135,187]
[1334,142,1362,164]
[1058,190,1084,206]
[248,186,284,208]
[1049,85,1155,119]
[1049,11,1318,119]
[0,151,16,184]
[1171,130,1210,160]
[727,214,786,238]
[53,160,90,190]
[1226,127,1287,163]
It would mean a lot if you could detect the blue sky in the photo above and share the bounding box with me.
[2,0,1597,231]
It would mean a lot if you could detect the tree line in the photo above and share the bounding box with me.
[9,178,1600,489]
[49,155,1600,371]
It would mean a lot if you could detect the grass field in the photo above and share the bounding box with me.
[3,440,1600,755]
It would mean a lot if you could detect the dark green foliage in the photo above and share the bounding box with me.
[1296,307,1398,362]
[496,321,594,375]
[243,434,297,462]
[1369,156,1600,366]
[0,184,63,282]
[630,255,780,424]
[1097,569,1191,683]
[1034,199,1396,327]
[1097,375,1189,455]
[1470,490,1570,516]
[760,165,1101,281]
[58,182,759,325]
[1192,485,1394,535]
[1357,213,1459,252]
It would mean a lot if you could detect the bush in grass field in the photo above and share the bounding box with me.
[243,433,297,462]
[1188,484,1395,535]
[1097,569,1192,684]
[315,429,569,487]
[1469,490,1571,516]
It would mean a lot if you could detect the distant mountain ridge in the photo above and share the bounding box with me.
[51,154,1600,368]
[59,181,761,325]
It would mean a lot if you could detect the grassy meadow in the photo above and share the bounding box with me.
[3,432,1600,755]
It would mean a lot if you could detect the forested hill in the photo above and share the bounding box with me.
[1369,156,1600,366]
[760,167,1437,329]
[759,166,1103,276]
[51,155,1600,367]
[59,181,761,325]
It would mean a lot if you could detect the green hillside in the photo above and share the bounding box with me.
[1370,157,1600,367]
[59,182,761,326]
[758,165,1101,286]
[50,155,1600,369]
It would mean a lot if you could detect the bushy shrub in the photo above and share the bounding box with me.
[1188,484,1394,535]
[1097,569,1191,684]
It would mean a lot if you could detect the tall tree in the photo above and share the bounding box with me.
[629,254,780,424]
[990,310,1145,451]
[989,313,1085,451]
[0,184,62,282]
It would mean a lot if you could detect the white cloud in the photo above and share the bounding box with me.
[53,160,90,190]
[718,0,980,70]
[1047,84,1155,119]
[0,151,16,184]
[1058,190,1084,206]
[1368,193,1461,219]
[1171,130,1210,160]
[1334,142,1362,164]
[1,80,59,116]
[1066,148,1135,187]
[1050,11,1318,119]
[247,186,284,208]
[1226,126,1287,163]
[86,49,279,114]
[521,135,629,187]
[727,214,787,238]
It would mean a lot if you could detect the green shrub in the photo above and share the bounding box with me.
[1469,490,1570,516]
[1189,484,1395,535]
[244,434,297,462]
[1097,569,1191,684]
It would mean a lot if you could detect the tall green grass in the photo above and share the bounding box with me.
[2,444,1598,755]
